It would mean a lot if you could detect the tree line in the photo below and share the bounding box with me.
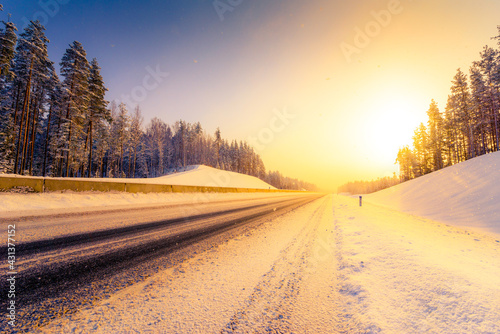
[0,17,316,191]
[337,175,399,195]
[396,26,500,182]
[339,26,500,194]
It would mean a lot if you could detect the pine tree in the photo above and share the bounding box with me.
[0,19,17,172]
[396,146,415,181]
[412,123,430,176]
[426,100,444,170]
[214,127,222,168]
[93,115,110,177]
[128,106,143,177]
[470,63,492,155]
[109,103,129,177]
[449,68,475,159]
[41,66,62,176]
[86,58,109,177]
[59,41,90,176]
[11,21,50,175]
[144,117,168,177]
[0,19,17,81]
[477,46,500,151]
[177,120,187,167]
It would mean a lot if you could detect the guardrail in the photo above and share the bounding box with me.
[0,175,300,194]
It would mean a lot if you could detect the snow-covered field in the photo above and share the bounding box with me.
[366,151,500,236]
[40,194,500,333]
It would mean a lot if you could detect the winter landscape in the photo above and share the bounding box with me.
[1,1,500,333]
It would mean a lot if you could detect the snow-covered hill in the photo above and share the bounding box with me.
[366,151,500,236]
[79,165,275,189]
[155,165,276,190]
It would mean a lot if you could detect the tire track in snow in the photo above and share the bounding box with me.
[331,202,382,333]
[221,196,329,333]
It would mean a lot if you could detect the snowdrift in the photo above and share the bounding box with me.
[366,151,500,236]
[0,165,277,193]
[154,165,276,190]
[62,165,276,190]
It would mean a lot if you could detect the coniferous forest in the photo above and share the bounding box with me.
[397,26,500,182]
[0,19,316,191]
[338,26,500,195]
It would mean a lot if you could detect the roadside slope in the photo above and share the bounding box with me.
[155,165,276,189]
[366,151,500,236]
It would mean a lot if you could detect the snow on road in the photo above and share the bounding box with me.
[0,192,299,221]
[40,195,500,333]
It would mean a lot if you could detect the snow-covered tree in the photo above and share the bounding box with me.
[12,20,51,175]
[0,19,17,81]
[41,66,63,176]
[109,102,129,177]
[426,100,444,171]
[86,58,109,177]
[477,46,500,151]
[59,40,90,176]
[128,105,143,177]
[470,63,492,155]
[450,68,475,159]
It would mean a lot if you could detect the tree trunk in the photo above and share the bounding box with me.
[20,93,35,175]
[42,104,53,176]
[87,120,93,177]
[132,146,137,178]
[14,59,34,174]
[65,119,72,177]
[29,107,39,175]
[13,83,21,124]
[64,75,76,177]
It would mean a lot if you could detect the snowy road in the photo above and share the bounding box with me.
[4,194,500,333]
[0,193,322,332]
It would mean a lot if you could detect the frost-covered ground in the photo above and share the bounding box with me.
[39,195,500,333]
[366,151,500,236]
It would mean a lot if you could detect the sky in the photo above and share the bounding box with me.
[2,0,500,191]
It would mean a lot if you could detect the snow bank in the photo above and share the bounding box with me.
[31,165,275,190]
[366,151,500,236]
[0,166,277,214]
[154,165,276,189]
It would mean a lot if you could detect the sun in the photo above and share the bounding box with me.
[360,91,425,163]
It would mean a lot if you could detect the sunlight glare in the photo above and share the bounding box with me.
[360,89,423,163]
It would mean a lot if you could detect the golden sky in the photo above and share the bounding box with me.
[211,0,500,191]
[14,0,496,191]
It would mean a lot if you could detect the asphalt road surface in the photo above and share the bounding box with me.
[0,193,323,332]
